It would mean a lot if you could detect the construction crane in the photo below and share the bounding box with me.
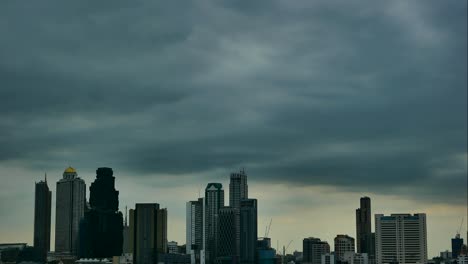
[456,218,464,238]
[264,218,272,238]
[280,240,293,264]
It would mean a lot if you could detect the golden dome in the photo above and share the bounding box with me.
[64,166,76,173]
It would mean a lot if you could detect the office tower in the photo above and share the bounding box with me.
[229,170,248,209]
[55,167,86,255]
[217,207,240,263]
[375,214,427,264]
[33,175,52,262]
[356,197,372,255]
[122,207,132,254]
[321,253,335,264]
[303,238,330,264]
[334,235,355,262]
[240,199,257,264]
[157,208,168,254]
[187,198,204,264]
[205,183,224,264]
[452,235,464,259]
[257,238,276,264]
[80,167,123,258]
[133,203,160,264]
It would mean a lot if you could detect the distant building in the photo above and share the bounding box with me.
[229,170,248,209]
[204,183,224,264]
[356,197,372,255]
[321,253,335,264]
[33,175,52,262]
[133,203,166,264]
[303,238,330,264]
[186,198,204,264]
[157,253,191,264]
[122,208,132,254]
[113,253,133,264]
[217,207,240,263]
[168,242,178,254]
[157,209,168,254]
[452,235,464,259]
[55,167,86,255]
[458,255,468,264]
[440,250,451,260]
[240,199,257,264]
[343,252,368,264]
[375,214,427,264]
[257,238,276,264]
[334,235,355,262]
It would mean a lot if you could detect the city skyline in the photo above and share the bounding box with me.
[0,0,467,261]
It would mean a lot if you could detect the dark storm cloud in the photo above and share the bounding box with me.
[0,1,466,203]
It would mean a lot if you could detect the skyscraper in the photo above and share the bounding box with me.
[240,199,257,264]
[133,203,160,264]
[217,207,240,263]
[452,234,464,259]
[229,170,248,209]
[334,235,355,262]
[205,183,224,264]
[55,167,86,255]
[33,175,51,262]
[157,208,168,254]
[79,167,123,258]
[303,238,330,264]
[375,214,427,264]
[356,197,372,255]
[186,198,204,263]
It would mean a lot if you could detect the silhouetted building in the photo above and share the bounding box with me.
[122,207,132,254]
[321,253,335,264]
[356,197,372,255]
[55,167,86,255]
[375,214,427,264]
[204,183,224,264]
[34,175,52,262]
[79,167,123,258]
[303,238,330,264]
[334,235,355,262]
[452,235,464,259]
[257,238,276,264]
[217,207,240,263]
[186,198,204,263]
[229,170,248,209]
[240,199,257,264]
[132,203,167,264]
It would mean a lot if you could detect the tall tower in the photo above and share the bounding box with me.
[205,183,224,264]
[240,199,257,264]
[217,207,240,262]
[186,198,204,263]
[157,208,168,254]
[229,170,248,209]
[133,203,160,264]
[55,167,86,255]
[34,175,52,262]
[356,197,372,254]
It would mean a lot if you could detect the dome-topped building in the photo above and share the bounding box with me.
[63,166,78,180]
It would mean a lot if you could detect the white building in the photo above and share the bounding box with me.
[167,241,178,254]
[375,214,427,264]
[344,252,369,264]
[321,253,335,264]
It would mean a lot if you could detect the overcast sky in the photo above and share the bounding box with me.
[0,0,466,257]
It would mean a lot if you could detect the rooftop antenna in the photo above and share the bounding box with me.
[125,206,128,226]
[45,172,47,183]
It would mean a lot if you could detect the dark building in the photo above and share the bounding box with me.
[229,170,248,209]
[303,237,330,264]
[217,207,240,263]
[452,235,464,259]
[356,197,372,255]
[34,175,52,262]
[79,168,123,258]
[240,199,257,264]
[205,183,224,264]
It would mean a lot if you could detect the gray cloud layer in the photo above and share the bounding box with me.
[0,1,466,204]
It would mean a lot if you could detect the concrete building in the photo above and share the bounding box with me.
[240,199,257,264]
[157,208,168,254]
[375,214,427,264]
[33,175,52,262]
[356,197,372,255]
[334,235,355,262]
[321,253,335,264]
[343,252,369,264]
[55,167,86,255]
[204,183,224,264]
[186,198,204,264]
[217,207,240,263]
[303,238,330,264]
[229,170,248,209]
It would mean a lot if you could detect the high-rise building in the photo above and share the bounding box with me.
[257,238,276,264]
[334,235,355,262]
[229,170,248,209]
[157,208,168,254]
[321,253,335,264]
[79,167,123,258]
[240,199,257,264]
[130,203,167,264]
[55,167,86,255]
[375,214,427,264]
[205,183,224,264]
[217,207,240,263]
[186,198,204,263]
[168,241,178,254]
[356,197,372,255]
[452,235,464,259]
[303,238,330,264]
[122,207,132,254]
[33,175,52,262]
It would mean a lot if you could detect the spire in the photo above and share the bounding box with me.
[125,206,128,226]
[45,172,47,183]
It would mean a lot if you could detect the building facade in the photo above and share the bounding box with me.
[240,199,257,264]
[303,238,330,264]
[375,214,427,264]
[204,183,224,264]
[133,203,162,264]
[34,175,52,262]
[343,252,369,264]
[321,253,335,264]
[229,170,248,209]
[157,208,168,255]
[217,207,240,263]
[186,198,204,263]
[334,235,355,262]
[55,167,86,255]
[452,235,464,259]
[356,197,372,255]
